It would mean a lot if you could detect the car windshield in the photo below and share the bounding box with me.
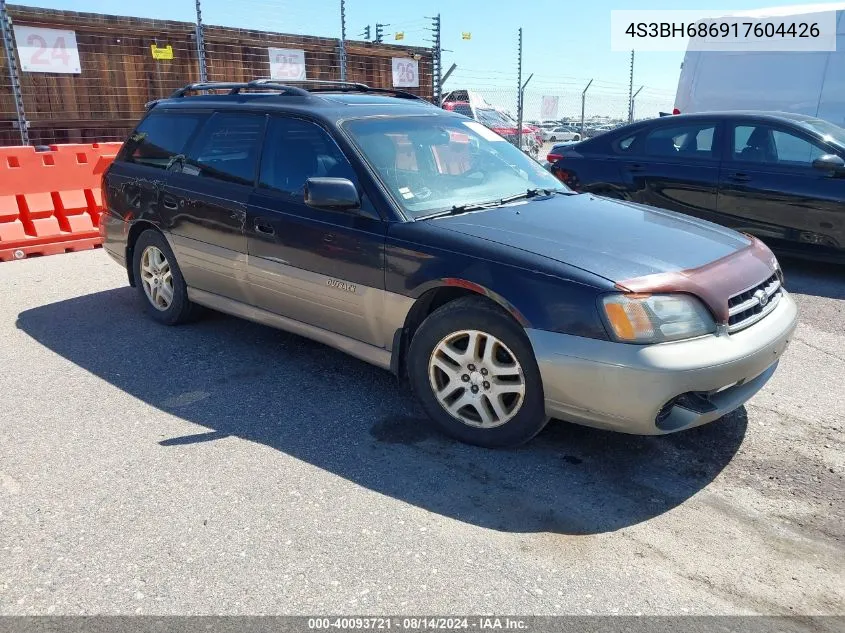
[475,108,514,128]
[343,115,566,218]
[795,117,845,149]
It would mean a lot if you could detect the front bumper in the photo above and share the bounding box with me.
[528,290,798,435]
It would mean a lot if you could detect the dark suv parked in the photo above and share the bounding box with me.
[101,80,797,447]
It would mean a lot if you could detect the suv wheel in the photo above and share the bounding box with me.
[550,135,557,142]
[408,297,548,448]
[132,229,198,325]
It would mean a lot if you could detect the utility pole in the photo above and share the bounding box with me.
[516,27,523,150]
[375,23,388,44]
[0,0,28,145]
[194,0,208,83]
[429,13,441,104]
[627,50,635,124]
[580,79,593,136]
[339,0,347,81]
[630,85,643,123]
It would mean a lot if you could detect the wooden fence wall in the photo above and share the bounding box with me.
[0,5,434,146]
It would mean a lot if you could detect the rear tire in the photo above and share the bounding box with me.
[132,229,198,325]
[408,296,549,448]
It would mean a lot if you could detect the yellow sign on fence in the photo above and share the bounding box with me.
[150,44,174,60]
[395,32,404,40]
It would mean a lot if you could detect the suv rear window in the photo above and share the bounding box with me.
[121,112,204,169]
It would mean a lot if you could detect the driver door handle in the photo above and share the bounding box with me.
[728,172,751,182]
[255,221,275,236]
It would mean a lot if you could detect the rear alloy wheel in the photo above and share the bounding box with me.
[132,229,199,325]
[140,245,174,311]
[408,296,548,447]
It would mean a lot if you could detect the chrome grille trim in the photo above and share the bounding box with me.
[727,272,783,333]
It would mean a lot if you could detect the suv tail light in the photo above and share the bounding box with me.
[547,152,563,163]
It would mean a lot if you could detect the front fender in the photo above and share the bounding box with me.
[386,223,612,340]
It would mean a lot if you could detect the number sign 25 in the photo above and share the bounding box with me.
[13,26,82,74]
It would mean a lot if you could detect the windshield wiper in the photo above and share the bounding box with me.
[415,188,571,221]
[415,200,502,221]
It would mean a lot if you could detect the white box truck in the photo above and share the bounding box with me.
[675,4,845,126]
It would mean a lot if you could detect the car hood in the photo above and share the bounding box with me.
[427,193,752,282]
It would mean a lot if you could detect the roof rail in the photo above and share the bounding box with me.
[169,81,310,98]
[168,78,429,103]
[253,78,371,90]
[267,78,426,101]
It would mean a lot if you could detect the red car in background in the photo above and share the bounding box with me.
[442,99,541,157]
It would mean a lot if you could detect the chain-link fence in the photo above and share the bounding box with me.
[441,68,675,145]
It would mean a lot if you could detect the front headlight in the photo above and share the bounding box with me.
[601,294,716,344]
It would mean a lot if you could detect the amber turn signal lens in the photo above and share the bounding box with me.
[604,300,653,341]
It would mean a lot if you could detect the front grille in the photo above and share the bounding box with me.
[727,272,782,333]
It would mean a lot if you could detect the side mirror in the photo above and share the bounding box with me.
[811,154,845,174]
[304,177,361,211]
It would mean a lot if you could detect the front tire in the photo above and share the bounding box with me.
[132,229,198,325]
[550,136,557,142]
[408,297,549,448]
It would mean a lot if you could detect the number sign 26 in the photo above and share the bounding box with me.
[392,58,419,88]
[13,26,82,74]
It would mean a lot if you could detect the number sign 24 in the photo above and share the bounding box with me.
[14,26,82,74]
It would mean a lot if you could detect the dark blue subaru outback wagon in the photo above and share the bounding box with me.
[101,80,797,447]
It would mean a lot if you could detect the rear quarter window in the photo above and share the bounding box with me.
[120,111,205,169]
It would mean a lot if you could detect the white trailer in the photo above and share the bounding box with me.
[675,4,845,126]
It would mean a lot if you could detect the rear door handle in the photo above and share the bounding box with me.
[728,172,751,182]
[626,164,645,172]
[255,220,275,236]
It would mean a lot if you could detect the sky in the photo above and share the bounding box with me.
[17,0,835,117]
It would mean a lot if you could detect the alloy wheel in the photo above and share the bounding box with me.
[428,329,526,428]
[139,245,174,311]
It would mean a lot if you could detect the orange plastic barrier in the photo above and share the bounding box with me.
[0,142,122,262]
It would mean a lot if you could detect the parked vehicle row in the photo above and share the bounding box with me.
[547,111,845,263]
[101,80,797,448]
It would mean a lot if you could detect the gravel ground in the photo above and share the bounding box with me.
[0,249,842,616]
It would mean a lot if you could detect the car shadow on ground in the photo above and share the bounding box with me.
[17,287,748,535]
[779,257,845,300]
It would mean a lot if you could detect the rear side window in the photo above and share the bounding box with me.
[182,112,265,185]
[643,123,717,158]
[121,112,204,169]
